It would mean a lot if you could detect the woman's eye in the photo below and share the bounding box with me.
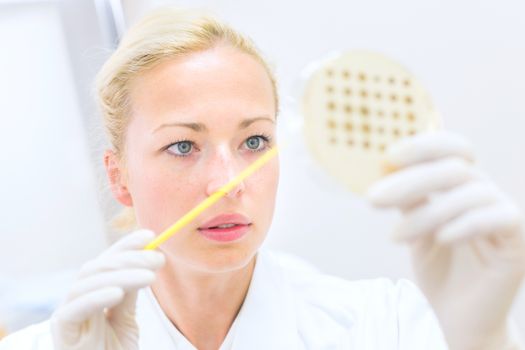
[166,135,270,157]
[245,136,266,151]
[167,141,193,156]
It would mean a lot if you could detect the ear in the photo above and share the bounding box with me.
[104,149,133,207]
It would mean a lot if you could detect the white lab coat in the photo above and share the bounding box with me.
[0,249,448,349]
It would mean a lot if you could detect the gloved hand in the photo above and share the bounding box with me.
[367,131,525,350]
[50,229,165,350]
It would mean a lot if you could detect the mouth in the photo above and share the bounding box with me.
[197,213,252,242]
[202,223,245,229]
[197,223,251,242]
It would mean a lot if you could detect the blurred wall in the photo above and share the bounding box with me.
[0,2,107,276]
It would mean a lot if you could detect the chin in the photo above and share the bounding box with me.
[195,246,258,274]
[159,225,267,274]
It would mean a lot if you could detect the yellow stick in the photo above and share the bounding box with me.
[144,145,281,250]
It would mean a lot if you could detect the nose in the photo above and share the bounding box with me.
[205,149,245,198]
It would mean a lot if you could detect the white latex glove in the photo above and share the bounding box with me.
[367,131,525,350]
[50,230,165,350]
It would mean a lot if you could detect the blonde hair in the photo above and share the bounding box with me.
[96,7,279,233]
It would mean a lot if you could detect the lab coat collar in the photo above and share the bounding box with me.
[231,250,299,349]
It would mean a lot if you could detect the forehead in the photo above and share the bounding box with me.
[127,45,276,129]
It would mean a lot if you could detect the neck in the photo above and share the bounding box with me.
[151,254,256,350]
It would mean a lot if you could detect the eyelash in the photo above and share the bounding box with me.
[165,133,273,158]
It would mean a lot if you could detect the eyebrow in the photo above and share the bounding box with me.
[152,116,275,134]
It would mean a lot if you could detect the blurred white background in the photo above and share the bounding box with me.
[1,0,524,336]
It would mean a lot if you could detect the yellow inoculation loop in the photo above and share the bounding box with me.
[144,145,281,250]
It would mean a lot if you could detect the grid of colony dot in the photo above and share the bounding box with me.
[322,67,419,152]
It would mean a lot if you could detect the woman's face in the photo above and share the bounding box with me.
[107,45,279,273]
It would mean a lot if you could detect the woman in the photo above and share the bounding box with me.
[1,7,524,350]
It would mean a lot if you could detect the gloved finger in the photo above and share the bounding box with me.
[52,287,124,326]
[67,269,156,302]
[436,202,522,244]
[393,181,500,242]
[101,229,156,256]
[386,130,475,169]
[78,250,165,279]
[368,157,476,208]
[106,290,139,325]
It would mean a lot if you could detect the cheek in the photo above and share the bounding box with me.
[250,160,279,209]
[266,159,280,191]
[129,160,203,231]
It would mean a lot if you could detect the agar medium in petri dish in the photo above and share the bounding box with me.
[300,51,441,195]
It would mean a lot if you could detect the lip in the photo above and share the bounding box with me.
[198,213,251,229]
[197,213,252,243]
